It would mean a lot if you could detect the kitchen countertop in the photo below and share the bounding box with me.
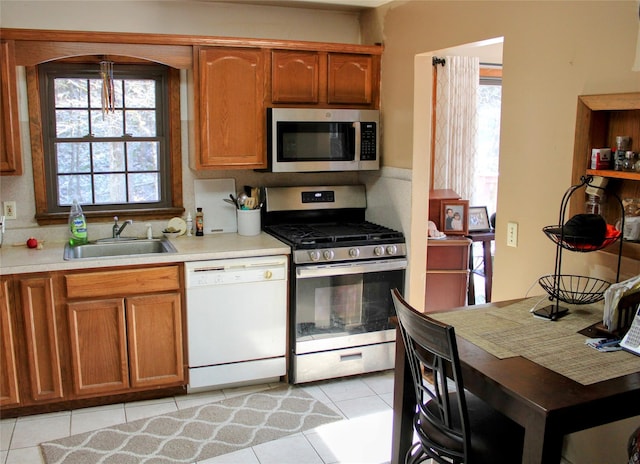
[0,233,291,275]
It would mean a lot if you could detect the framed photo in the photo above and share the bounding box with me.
[468,206,491,232]
[441,200,469,235]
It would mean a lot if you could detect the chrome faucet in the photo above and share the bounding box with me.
[112,216,133,239]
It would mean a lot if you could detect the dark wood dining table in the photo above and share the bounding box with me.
[390,298,640,464]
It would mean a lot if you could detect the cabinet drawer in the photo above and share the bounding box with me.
[427,242,470,270]
[65,266,180,299]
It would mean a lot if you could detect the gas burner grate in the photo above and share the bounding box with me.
[265,221,404,246]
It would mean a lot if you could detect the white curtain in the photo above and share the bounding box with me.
[433,56,480,200]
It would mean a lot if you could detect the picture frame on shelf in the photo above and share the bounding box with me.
[468,206,492,232]
[441,200,469,235]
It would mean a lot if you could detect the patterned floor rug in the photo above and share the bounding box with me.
[40,385,343,464]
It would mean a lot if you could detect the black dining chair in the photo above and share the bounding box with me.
[391,288,524,464]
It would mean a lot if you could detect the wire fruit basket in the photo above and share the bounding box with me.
[536,176,623,320]
[538,274,611,305]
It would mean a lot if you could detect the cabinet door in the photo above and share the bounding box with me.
[425,272,469,312]
[197,47,267,169]
[0,40,22,175]
[272,50,320,103]
[127,293,184,388]
[19,276,64,402]
[327,53,374,105]
[0,278,19,406]
[68,299,130,396]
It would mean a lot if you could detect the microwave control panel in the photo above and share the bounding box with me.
[361,122,377,160]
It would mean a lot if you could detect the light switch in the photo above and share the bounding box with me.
[507,222,518,247]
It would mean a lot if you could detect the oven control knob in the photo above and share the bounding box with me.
[309,250,321,261]
[323,249,335,260]
[386,245,398,255]
[374,246,385,256]
[349,247,360,258]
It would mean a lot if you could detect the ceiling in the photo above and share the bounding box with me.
[202,0,393,11]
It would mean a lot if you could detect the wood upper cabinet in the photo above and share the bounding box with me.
[0,40,22,175]
[271,50,379,107]
[327,53,376,106]
[272,50,320,104]
[196,47,267,169]
[65,266,184,398]
[18,275,64,402]
[0,278,20,407]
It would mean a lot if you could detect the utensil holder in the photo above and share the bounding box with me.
[237,209,261,236]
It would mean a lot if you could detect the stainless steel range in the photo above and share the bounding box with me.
[263,185,407,383]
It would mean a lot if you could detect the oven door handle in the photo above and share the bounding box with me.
[296,259,407,279]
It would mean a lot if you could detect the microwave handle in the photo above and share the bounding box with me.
[353,121,361,161]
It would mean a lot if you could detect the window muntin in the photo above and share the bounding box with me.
[39,63,170,213]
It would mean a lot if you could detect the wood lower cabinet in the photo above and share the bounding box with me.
[65,265,185,398]
[68,298,129,396]
[0,264,186,415]
[425,237,471,312]
[196,47,267,169]
[0,278,19,406]
[18,275,64,402]
[127,293,183,389]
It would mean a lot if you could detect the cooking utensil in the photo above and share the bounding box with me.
[223,198,237,207]
[229,193,239,209]
[237,192,248,208]
[244,197,256,209]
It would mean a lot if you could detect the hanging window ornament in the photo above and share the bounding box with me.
[100,59,115,116]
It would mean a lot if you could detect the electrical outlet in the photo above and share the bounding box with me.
[3,201,16,220]
[507,222,518,247]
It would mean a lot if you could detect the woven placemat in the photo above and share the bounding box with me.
[431,297,640,385]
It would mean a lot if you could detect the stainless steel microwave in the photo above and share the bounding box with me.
[267,108,380,173]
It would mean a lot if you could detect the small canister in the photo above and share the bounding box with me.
[614,136,632,170]
[591,148,612,169]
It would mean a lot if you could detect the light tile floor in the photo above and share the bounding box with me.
[0,370,397,464]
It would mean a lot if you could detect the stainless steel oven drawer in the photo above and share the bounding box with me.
[293,341,395,384]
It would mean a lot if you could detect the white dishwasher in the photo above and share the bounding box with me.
[185,255,288,392]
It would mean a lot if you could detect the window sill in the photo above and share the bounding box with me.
[36,207,186,226]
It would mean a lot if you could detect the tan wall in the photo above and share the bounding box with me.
[365,0,640,303]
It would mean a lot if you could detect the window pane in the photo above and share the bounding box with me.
[93,142,125,172]
[56,110,89,138]
[58,175,93,206]
[55,78,88,108]
[124,80,156,108]
[127,142,159,171]
[89,79,123,109]
[129,173,160,202]
[125,110,156,137]
[56,143,91,173]
[91,110,124,137]
[94,174,127,204]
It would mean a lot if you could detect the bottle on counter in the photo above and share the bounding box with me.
[195,208,204,236]
[186,211,193,237]
[68,199,88,246]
